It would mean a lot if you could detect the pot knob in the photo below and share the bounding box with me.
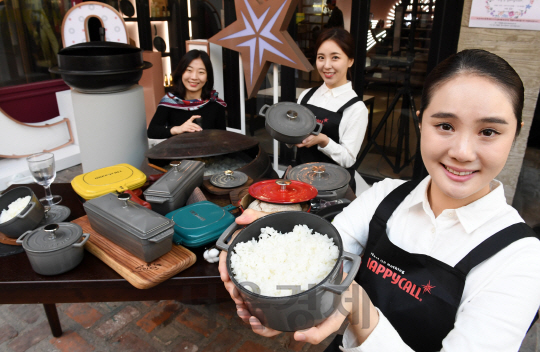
[224,170,234,180]
[170,161,181,172]
[312,165,326,178]
[117,193,131,207]
[286,110,298,121]
[275,179,291,191]
[44,223,59,240]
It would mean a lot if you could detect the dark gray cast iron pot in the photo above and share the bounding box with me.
[216,211,360,332]
[0,186,44,238]
[259,103,323,145]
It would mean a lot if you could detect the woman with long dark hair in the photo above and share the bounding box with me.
[295,28,368,193]
[219,49,540,351]
[147,50,227,139]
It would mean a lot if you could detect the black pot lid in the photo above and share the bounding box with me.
[146,130,258,160]
[38,205,71,227]
[210,170,248,188]
[287,162,350,192]
[265,102,316,138]
[22,223,83,253]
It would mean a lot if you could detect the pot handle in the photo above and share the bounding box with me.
[311,122,323,136]
[258,104,270,117]
[148,231,171,243]
[320,251,361,294]
[72,233,90,248]
[216,222,241,252]
[315,190,338,200]
[16,230,32,244]
[17,202,36,219]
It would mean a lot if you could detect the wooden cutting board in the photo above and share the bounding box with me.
[72,216,196,289]
[202,176,253,196]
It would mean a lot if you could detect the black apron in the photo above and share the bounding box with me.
[298,87,361,193]
[325,181,539,352]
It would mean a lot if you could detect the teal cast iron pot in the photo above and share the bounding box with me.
[216,211,360,332]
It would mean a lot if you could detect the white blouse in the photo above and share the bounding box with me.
[297,82,368,168]
[333,176,540,352]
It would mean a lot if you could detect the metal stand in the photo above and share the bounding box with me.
[356,0,421,174]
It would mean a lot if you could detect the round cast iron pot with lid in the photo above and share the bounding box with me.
[49,41,152,93]
[259,102,323,144]
[0,186,44,238]
[16,223,89,275]
[216,211,361,332]
[287,162,351,201]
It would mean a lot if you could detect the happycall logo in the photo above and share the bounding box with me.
[365,253,436,301]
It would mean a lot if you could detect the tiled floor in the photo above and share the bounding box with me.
[1,144,538,351]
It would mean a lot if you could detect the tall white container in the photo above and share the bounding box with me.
[71,85,148,173]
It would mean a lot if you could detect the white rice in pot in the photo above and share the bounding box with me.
[0,196,31,224]
[230,225,339,297]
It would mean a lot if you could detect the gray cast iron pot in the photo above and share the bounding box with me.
[17,223,89,275]
[259,103,323,145]
[0,186,44,238]
[217,211,360,332]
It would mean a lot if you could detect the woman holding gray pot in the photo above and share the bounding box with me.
[219,50,540,351]
[295,28,368,193]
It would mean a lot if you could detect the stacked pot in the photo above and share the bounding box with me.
[49,41,152,93]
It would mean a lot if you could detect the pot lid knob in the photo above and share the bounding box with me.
[170,161,181,172]
[44,223,59,240]
[275,179,291,192]
[286,110,298,120]
[312,165,326,178]
[224,170,234,179]
[117,192,131,207]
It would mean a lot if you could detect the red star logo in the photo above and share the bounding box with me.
[422,280,436,294]
[208,0,312,98]
[324,118,328,123]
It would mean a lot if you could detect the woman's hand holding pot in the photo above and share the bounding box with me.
[170,115,202,135]
[218,210,269,308]
[295,133,329,149]
[293,279,379,345]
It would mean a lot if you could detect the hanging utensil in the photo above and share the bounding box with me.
[120,0,135,18]
[153,25,167,54]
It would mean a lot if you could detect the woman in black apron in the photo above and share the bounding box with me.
[294,28,368,193]
[219,50,540,351]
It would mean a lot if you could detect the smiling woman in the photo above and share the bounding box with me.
[147,50,227,140]
[218,50,540,352]
[295,28,369,193]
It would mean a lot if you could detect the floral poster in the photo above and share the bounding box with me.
[469,0,540,31]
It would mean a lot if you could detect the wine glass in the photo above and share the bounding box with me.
[26,152,62,206]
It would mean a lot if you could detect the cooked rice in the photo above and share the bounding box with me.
[0,196,31,224]
[230,225,339,297]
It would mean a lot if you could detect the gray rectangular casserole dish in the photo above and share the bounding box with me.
[143,160,205,215]
[83,193,175,262]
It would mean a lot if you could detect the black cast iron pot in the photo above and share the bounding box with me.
[216,211,360,332]
[49,41,152,93]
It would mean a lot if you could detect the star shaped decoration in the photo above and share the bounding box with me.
[422,280,436,294]
[208,0,313,99]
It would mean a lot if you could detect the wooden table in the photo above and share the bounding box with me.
[0,183,230,337]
